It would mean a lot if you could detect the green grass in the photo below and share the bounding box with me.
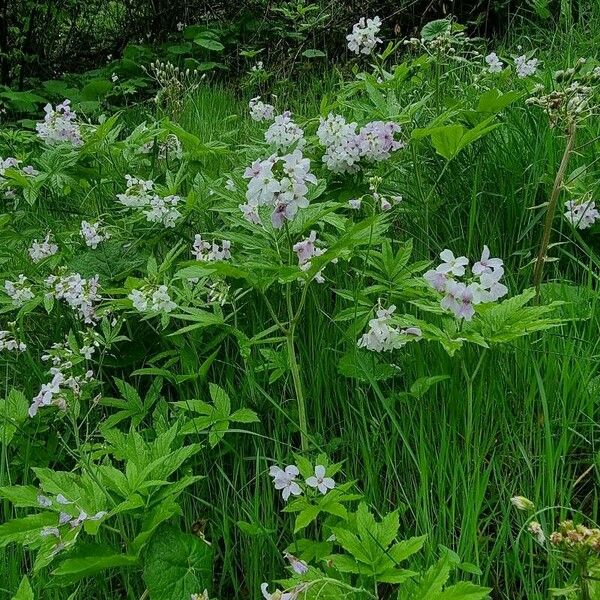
[1,10,600,600]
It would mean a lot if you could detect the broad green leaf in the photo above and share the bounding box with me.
[143,525,213,599]
[11,576,34,600]
[52,544,137,580]
[438,581,492,599]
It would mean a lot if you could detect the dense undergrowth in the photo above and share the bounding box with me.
[1,9,600,600]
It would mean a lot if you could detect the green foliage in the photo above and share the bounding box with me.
[143,525,213,599]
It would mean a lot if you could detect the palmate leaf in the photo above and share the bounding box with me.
[468,288,564,343]
[143,525,213,600]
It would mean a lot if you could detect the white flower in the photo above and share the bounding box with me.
[317,114,403,173]
[46,272,101,323]
[347,16,382,55]
[485,52,504,73]
[129,285,176,314]
[0,330,27,352]
[80,220,110,249]
[241,150,316,228]
[36,100,83,147]
[4,275,35,306]
[283,551,309,574]
[514,55,539,78]
[249,97,276,122]
[269,465,302,501]
[177,21,185,31]
[144,195,182,228]
[292,230,326,281]
[440,280,476,320]
[129,289,148,312]
[358,304,421,352]
[37,495,52,508]
[29,233,58,263]
[261,583,304,600]
[117,175,155,207]
[192,235,231,262]
[348,198,362,209]
[437,249,469,276]
[264,111,304,149]
[472,245,503,275]
[305,465,335,494]
[564,199,599,229]
[111,73,119,83]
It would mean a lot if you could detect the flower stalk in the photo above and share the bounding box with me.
[533,121,577,301]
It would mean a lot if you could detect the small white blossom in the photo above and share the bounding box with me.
[264,111,304,149]
[46,272,101,323]
[80,220,110,249]
[283,551,309,575]
[514,55,539,78]
[4,275,35,306]
[29,233,58,263]
[0,330,27,352]
[564,198,599,229]
[305,465,335,494]
[347,16,382,55]
[192,235,231,262]
[36,100,83,147]
[129,285,177,314]
[269,465,302,501]
[485,52,504,73]
[249,97,276,122]
[358,304,422,352]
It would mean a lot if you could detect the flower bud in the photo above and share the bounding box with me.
[510,496,535,511]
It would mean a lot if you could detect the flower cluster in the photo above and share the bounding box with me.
[269,464,336,501]
[317,113,404,173]
[0,329,26,352]
[36,100,83,147]
[514,55,539,78]
[116,175,155,207]
[346,16,382,55]
[293,230,327,282]
[145,194,182,228]
[0,156,19,178]
[357,304,422,352]
[249,97,276,122]
[29,232,59,262]
[46,272,101,323]
[29,338,95,417]
[485,52,504,73]
[128,285,177,314]
[240,149,317,228]
[424,247,508,320]
[37,492,106,556]
[116,175,182,227]
[192,235,232,262]
[80,220,110,248]
[564,198,599,229]
[525,59,598,126]
[264,111,305,149]
[4,275,35,306]
[549,520,600,554]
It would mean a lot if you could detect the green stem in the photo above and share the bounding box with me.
[533,121,577,302]
[286,327,308,452]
